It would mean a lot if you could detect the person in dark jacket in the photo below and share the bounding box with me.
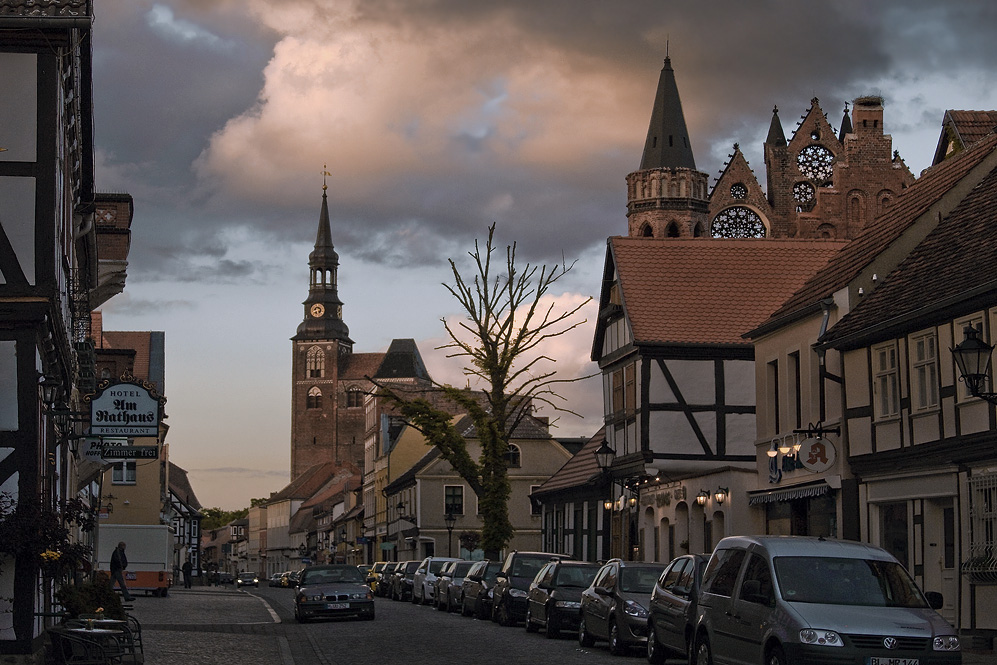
[182,559,193,588]
[110,541,134,601]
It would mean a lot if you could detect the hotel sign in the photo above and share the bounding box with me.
[88,378,165,437]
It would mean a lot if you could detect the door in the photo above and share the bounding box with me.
[924,498,957,625]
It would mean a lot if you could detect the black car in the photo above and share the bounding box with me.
[578,559,667,655]
[492,551,569,626]
[376,562,399,597]
[391,561,420,601]
[460,560,499,620]
[646,554,709,664]
[293,564,374,622]
[524,560,600,638]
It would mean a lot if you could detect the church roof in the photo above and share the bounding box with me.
[340,352,386,381]
[604,237,845,348]
[374,338,433,381]
[819,160,997,349]
[639,57,696,171]
[309,189,339,266]
[761,132,997,331]
[765,106,787,147]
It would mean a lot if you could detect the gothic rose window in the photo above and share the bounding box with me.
[797,145,834,182]
[711,206,766,238]
[730,183,748,199]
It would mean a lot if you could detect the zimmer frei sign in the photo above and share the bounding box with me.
[88,378,165,437]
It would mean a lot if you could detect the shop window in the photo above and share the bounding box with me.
[966,473,997,578]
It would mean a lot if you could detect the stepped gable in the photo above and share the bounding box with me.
[763,132,997,328]
[820,161,997,347]
[533,427,606,496]
[609,237,846,346]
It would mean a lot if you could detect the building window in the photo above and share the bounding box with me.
[530,485,542,515]
[112,460,136,484]
[911,331,938,411]
[306,346,324,378]
[612,368,624,416]
[767,359,780,434]
[444,485,464,516]
[306,386,322,409]
[505,444,521,468]
[966,473,997,578]
[346,387,363,408]
[788,351,802,429]
[873,342,899,419]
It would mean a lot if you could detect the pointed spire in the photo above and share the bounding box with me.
[766,106,787,147]
[311,166,338,266]
[639,56,696,170]
[838,102,852,142]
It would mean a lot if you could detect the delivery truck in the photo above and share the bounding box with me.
[97,524,175,597]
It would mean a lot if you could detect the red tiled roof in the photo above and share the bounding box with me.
[99,331,151,378]
[268,461,355,503]
[340,352,385,381]
[821,162,997,346]
[947,111,997,151]
[533,427,606,496]
[611,237,846,346]
[765,133,997,326]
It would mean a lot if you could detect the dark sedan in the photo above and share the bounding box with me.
[646,553,709,664]
[578,559,667,655]
[524,560,600,638]
[460,559,499,620]
[293,564,375,622]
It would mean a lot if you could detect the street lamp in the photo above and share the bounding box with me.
[952,326,997,404]
[594,442,616,472]
[444,512,457,556]
[696,490,710,506]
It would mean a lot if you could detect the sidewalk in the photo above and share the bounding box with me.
[124,585,292,665]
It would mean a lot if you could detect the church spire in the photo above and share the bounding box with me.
[766,106,787,146]
[838,102,853,142]
[294,174,352,346]
[639,56,696,170]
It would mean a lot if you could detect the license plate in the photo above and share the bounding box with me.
[325,602,348,610]
[867,658,918,665]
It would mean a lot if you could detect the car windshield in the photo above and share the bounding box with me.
[302,567,364,585]
[404,562,420,573]
[620,566,666,593]
[511,556,551,579]
[554,565,600,587]
[454,562,475,577]
[430,560,449,574]
[774,556,928,607]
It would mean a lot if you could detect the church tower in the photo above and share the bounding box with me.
[290,180,355,480]
[626,57,711,238]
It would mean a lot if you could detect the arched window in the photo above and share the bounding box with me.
[306,386,322,409]
[346,387,364,408]
[640,223,653,238]
[666,221,680,237]
[306,346,325,378]
[711,207,766,238]
[693,222,705,238]
[505,444,522,468]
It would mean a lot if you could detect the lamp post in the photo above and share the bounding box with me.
[444,512,457,556]
[952,325,997,404]
[594,441,617,559]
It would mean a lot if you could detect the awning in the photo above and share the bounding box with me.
[748,481,832,505]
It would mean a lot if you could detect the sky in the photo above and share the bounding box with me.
[89,0,997,510]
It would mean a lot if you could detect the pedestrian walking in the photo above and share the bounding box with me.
[109,541,134,601]
[182,559,193,589]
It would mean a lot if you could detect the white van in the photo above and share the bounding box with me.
[693,535,961,665]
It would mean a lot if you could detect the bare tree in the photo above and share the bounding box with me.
[377,224,591,557]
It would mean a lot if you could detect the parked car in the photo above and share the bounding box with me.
[461,559,500,619]
[367,561,387,593]
[236,571,259,588]
[376,562,399,597]
[646,553,709,664]
[578,558,667,655]
[391,560,421,601]
[293,564,375,622]
[524,560,600,638]
[692,535,961,665]
[413,556,461,605]
[357,564,372,581]
[268,573,283,587]
[492,551,570,626]
[436,560,475,612]
[216,571,235,584]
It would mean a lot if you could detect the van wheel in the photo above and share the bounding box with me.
[695,637,713,665]
[609,620,626,656]
[578,616,595,647]
[766,645,786,665]
[647,625,665,664]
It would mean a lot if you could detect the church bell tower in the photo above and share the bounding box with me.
[290,178,354,479]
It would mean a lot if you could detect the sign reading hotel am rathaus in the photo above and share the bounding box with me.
[87,375,166,437]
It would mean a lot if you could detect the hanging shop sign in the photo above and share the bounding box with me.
[798,436,836,473]
[81,438,159,462]
[87,375,166,437]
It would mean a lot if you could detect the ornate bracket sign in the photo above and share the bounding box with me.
[798,437,836,473]
[86,374,166,437]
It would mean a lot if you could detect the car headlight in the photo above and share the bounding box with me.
[509,588,527,598]
[298,594,323,602]
[623,600,647,618]
[799,629,843,647]
[933,636,960,652]
[555,601,581,609]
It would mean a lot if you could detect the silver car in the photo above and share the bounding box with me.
[693,535,960,665]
